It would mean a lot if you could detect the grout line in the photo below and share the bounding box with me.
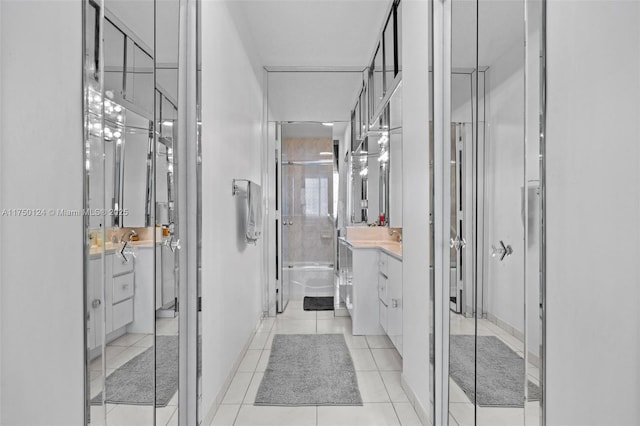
[389,400,403,426]
[231,403,242,426]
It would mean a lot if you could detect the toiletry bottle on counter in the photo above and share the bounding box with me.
[379,213,385,226]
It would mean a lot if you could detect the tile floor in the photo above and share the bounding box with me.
[210,298,424,426]
[89,317,180,426]
[448,313,542,426]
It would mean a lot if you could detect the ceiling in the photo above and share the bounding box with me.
[232,0,391,68]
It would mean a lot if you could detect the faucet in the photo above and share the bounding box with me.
[388,229,402,242]
[120,229,138,243]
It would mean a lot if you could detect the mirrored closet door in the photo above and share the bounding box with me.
[440,0,545,425]
[83,0,185,424]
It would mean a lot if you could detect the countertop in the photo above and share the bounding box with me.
[339,237,403,260]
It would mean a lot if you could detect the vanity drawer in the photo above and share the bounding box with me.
[112,298,133,331]
[113,272,134,303]
[113,254,134,276]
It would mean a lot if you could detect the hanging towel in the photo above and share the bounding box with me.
[246,181,263,243]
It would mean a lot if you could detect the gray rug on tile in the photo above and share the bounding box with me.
[91,335,178,407]
[303,296,334,311]
[255,334,362,406]
[450,335,541,407]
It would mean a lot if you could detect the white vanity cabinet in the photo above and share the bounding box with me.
[378,251,403,355]
[387,254,402,355]
[87,252,134,354]
[350,247,385,335]
[108,253,134,337]
[128,247,156,333]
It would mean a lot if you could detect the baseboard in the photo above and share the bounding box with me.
[486,312,524,342]
[401,374,432,426]
[202,313,266,425]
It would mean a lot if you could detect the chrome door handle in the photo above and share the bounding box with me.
[450,235,466,251]
[490,240,513,261]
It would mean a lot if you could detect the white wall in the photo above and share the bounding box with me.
[483,40,525,335]
[546,1,640,424]
[401,0,431,423]
[0,1,84,424]
[201,0,266,418]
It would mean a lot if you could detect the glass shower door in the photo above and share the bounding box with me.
[279,126,335,312]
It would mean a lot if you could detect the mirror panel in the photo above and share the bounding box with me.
[383,11,395,89]
[154,0,180,422]
[446,0,544,425]
[83,0,193,423]
[448,1,477,425]
[371,43,384,116]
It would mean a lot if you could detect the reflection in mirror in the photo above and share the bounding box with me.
[154,0,181,424]
[448,1,478,425]
[84,0,160,424]
[446,1,544,425]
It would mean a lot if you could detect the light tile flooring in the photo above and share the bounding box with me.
[89,317,180,425]
[210,298,424,426]
[448,313,542,426]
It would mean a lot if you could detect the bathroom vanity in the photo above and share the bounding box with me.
[337,227,403,355]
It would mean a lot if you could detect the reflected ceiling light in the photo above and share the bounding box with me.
[360,167,368,176]
[378,151,389,163]
[162,121,174,126]
[322,122,334,127]
[320,152,333,156]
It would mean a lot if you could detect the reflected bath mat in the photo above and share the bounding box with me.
[450,335,541,407]
[91,335,178,406]
[303,296,334,311]
[255,334,362,406]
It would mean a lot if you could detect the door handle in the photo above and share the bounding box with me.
[450,235,466,251]
[490,240,513,261]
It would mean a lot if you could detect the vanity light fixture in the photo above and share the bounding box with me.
[319,152,333,156]
[322,122,334,127]
[162,121,174,126]
[360,167,368,176]
[378,151,389,163]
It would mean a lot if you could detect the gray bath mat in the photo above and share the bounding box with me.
[303,296,334,311]
[255,334,362,406]
[450,335,541,407]
[92,335,178,406]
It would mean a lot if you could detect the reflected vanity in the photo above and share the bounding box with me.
[84,0,181,424]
